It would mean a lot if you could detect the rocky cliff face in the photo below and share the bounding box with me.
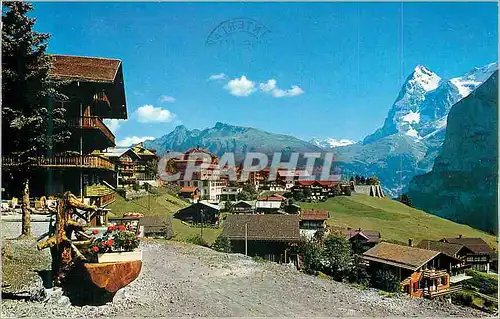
[408,71,498,233]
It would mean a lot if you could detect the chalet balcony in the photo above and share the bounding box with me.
[67,116,115,146]
[36,155,115,170]
[422,269,448,279]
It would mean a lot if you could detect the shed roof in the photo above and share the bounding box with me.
[362,242,440,271]
[180,186,198,193]
[222,214,300,242]
[49,54,121,83]
[345,229,381,243]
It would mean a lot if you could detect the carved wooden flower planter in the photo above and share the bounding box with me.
[97,249,142,263]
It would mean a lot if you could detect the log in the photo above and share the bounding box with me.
[83,260,142,293]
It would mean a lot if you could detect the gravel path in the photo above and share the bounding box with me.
[1,238,487,318]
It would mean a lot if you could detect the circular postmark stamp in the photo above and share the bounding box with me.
[206,17,271,50]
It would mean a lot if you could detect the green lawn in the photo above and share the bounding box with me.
[299,193,497,247]
[107,188,222,245]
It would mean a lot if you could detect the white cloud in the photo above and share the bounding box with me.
[208,73,227,81]
[116,136,155,147]
[159,95,176,103]
[134,104,175,123]
[260,79,304,98]
[103,119,127,135]
[225,76,256,97]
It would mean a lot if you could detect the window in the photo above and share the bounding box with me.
[413,282,418,292]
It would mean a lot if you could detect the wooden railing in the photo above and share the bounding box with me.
[3,155,114,170]
[422,269,448,279]
[38,155,115,170]
[67,116,115,144]
[423,285,462,298]
[85,184,114,197]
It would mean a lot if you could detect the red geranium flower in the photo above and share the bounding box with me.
[92,246,99,252]
[119,225,126,231]
[92,229,99,235]
[106,239,114,247]
[107,225,115,231]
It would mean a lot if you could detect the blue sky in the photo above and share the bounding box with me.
[33,2,498,146]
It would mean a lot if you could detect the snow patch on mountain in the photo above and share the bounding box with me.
[401,111,420,124]
[310,138,355,149]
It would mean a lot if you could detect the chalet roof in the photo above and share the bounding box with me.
[344,229,381,243]
[180,186,198,193]
[416,240,472,258]
[49,54,121,83]
[441,237,493,254]
[102,148,128,158]
[234,200,255,207]
[362,242,441,271]
[222,214,301,242]
[257,195,285,201]
[301,209,329,221]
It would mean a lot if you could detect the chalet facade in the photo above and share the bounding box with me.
[222,214,301,264]
[362,242,463,299]
[299,209,328,239]
[440,236,495,273]
[255,195,285,214]
[2,54,128,208]
[174,201,221,225]
[416,239,474,277]
[103,142,158,188]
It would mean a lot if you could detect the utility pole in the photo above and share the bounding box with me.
[245,222,248,256]
[200,208,204,240]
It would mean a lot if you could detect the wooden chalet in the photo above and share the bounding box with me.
[174,201,221,225]
[440,236,494,273]
[233,200,256,214]
[292,180,341,199]
[344,228,381,253]
[416,240,474,277]
[179,186,201,201]
[255,194,285,214]
[3,54,128,208]
[299,209,328,239]
[362,242,463,299]
[222,214,301,264]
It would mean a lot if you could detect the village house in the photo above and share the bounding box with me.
[178,186,200,202]
[362,241,463,299]
[292,180,343,200]
[343,228,381,253]
[173,148,227,202]
[2,54,128,209]
[102,142,158,189]
[219,186,242,202]
[299,209,329,239]
[222,214,301,264]
[255,194,286,214]
[174,201,221,225]
[233,200,256,214]
[440,236,495,273]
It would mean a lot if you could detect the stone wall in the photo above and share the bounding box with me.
[353,185,385,198]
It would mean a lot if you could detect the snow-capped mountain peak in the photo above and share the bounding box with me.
[310,137,355,149]
[412,65,441,91]
[450,62,498,97]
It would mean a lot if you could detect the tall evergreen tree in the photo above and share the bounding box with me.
[2,2,70,236]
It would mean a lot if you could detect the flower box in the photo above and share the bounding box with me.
[97,249,142,263]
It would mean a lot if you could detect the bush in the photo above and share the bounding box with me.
[298,239,323,275]
[464,269,498,295]
[348,255,370,286]
[252,256,266,263]
[186,235,209,247]
[370,265,400,293]
[213,235,232,253]
[322,235,352,281]
[451,291,473,307]
[132,182,141,191]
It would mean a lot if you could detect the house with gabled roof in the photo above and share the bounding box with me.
[362,242,463,299]
[174,201,221,225]
[299,209,328,239]
[222,214,301,264]
[440,235,495,273]
[416,239,474,278]
[343,228,381,253]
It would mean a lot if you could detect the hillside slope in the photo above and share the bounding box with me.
[408,71,498,233]
[299,193,497,247]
